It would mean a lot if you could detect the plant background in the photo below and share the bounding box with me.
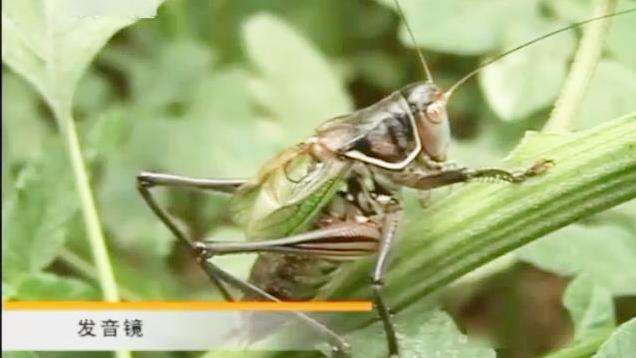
[2,0,635,357]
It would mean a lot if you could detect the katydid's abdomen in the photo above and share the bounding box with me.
[229,144,392,300]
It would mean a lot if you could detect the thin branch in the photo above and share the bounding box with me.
[56,108,131,358]
[544,0,618,133]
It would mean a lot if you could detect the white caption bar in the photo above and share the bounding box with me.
[2,310,327,351]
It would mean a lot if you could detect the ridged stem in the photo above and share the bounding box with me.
[323,114,636,332]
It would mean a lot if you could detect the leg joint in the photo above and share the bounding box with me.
[136,172,156,189]
[371,277,385,287]
[193,241,215,258]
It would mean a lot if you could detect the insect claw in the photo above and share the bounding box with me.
[505,158,556,183]
[528,158,556,176]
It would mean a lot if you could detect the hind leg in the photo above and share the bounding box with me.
[136,172,353,356]
[197,255,351,357]
[136,172,247,300]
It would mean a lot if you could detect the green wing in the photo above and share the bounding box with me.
[230,144,350,240]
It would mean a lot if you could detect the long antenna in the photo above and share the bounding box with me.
[444,7,636,97]
[392,0,433,82]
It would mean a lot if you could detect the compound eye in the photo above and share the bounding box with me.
[425,102,443,123]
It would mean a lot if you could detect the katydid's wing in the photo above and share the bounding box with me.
[229,145,350,240]
[229,144,307,229]
[316,91,421,167]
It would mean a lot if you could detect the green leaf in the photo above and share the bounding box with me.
[545,0,636,70]
[125,39,215,114]
[517,223,636,296]
[122,64,275,176]
[348,307,495,358]
[2,0,164,307]
[602,199,636,235]
[2,353,39,358]
[91,55,272,258]
[93,67,274,265]
[243,14,353,137]
[1,0,146,113]
[3,280,17,300]
[378,0,510,55]
[14,272,99,300]
[98,163,175,260]
[200,352,264,358]
[605,6,636,70]
[576,60,636,129]
[543,0,595,21]
[74,69,116,116]
[2,143,78,286]
[36,352,110,358]
[480,18,575,120]
[353,50,407,90]
[1,70,51,165]
[563,274,615,342]
[166,68,278,176]
[85,105,133,162]
[592,318,636,358]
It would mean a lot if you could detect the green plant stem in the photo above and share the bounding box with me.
[55,108,131,358]
[545,0,617,133]
[59,249,140,300]
[542,331,611,358]
[57,108,120,303]
[321,114,636,333]
[165,0,190,39]
[41,0,121,305]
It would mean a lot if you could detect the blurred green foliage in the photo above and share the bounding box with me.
[2,0,636,357]
[591,318,636,358]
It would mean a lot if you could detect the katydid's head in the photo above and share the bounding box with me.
[391,0,635,163]
[402,82,450,162]
[391,0,449,161]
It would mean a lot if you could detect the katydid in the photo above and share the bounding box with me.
[137,2,634,357]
